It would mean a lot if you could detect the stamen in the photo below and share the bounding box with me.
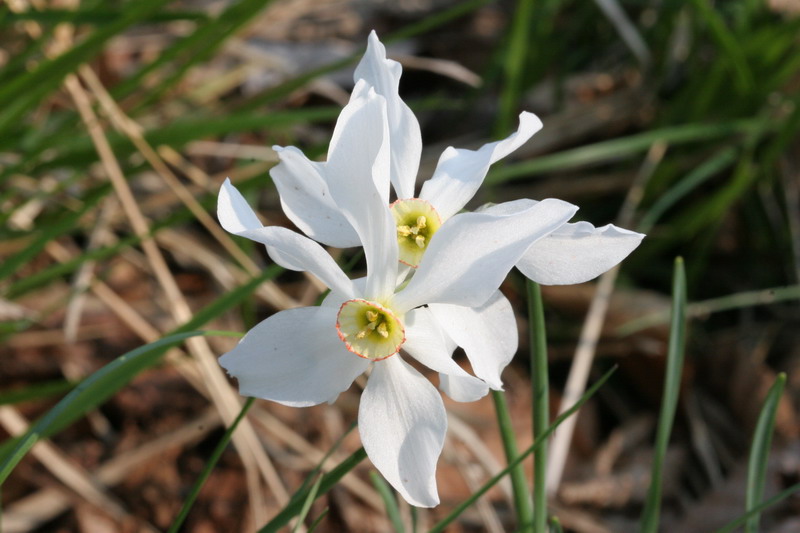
[416,216,427,229]
[415,235,425,248]
[377,323,389,338]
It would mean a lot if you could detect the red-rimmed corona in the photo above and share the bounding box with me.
[336,299,405,360]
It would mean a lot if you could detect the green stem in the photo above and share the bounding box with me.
[528,280,549,532]
[491,390,533,530]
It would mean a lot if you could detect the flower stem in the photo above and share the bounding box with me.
[491,390,533,530]
[528,280,549,532]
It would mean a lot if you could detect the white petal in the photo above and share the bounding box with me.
[270,146,360,248]
[220,306,367,406]
[354,31,422,199]
[359,356,446,507]
[403,308,489,402]
[429,291,517,390]
[419,112,543,220]
[516,221,645,284]
[218,179,355,298]
[325,81,398,299]
[393,198,578,311]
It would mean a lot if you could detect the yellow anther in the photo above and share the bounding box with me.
[366,310,379,322]
[416,216,427,229]
[355,330,367,339]
[397,225,412,237]
[410,226,420,235]
[377,322,389,338]
[415,235,426,248]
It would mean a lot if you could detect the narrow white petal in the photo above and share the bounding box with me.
[270,146,360,248]
[220,306,367,406]
[517,221,645,284]
[325,81,398,299]
[420,112,543,219]
[393,198,578,311]
[403,308,489,402]
[355,31,422,199]
[429,291,517,390]
[359,356,446,507]
[218,179,355,298]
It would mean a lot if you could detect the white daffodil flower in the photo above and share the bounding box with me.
[217,85,579,506]
[270,30,644,279]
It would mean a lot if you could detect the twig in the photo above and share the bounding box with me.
[546,141,666,494]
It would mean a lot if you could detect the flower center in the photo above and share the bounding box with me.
[390,198,442,267]
[336,299,405,360]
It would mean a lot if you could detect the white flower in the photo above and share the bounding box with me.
[271,31,644,279]
[217,84,579,506]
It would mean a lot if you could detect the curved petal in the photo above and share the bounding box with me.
[393,198,578,311]
[354,31,422,199]
[403,308,489,402]
[218,179,355,298]
[429,291,517,390]
[359,356,446,507]
[516,221,645,285]
[325,81,398,300]
[419,112,543,220]
[220,306,368,406]
[270,146,360,248]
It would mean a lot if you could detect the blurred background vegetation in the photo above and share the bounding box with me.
[1,0,799,531]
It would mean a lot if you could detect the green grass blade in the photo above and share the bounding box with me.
[688,0,754,92]
[370,472,405,533]
[130,0,278,110]
[716,482,800,533]
[528,281,548,533]
[258,447,368,533]
[496,0,534,137]
[638,146,738,233]
[0,433,37,486]
[307,508,329,532]
[640,257,687,533]
[291,474,324,533]
[486,120,760,184]
[0,183,110,282]
[492,390,534,529]
[0,266,279,466]
[4,8,209,24]
[0,0,172,138]
[0,330,221,484]
[0,380,76,405]
[238,0,488,111]
[744,373,787,533]
[430,366,618,533]
[168,397,255,533]
[616,285,800,336]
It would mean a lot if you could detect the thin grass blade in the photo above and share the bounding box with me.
[528,280,549,532]
[745,373,787,533]
[716,482,800,533]
[430,365,617,533]
[640,257,687,533]
[291,474,324,533]
[258,447,368,533]
[370,472,405,533]
[492,390,533,529]
[168,397,256,533]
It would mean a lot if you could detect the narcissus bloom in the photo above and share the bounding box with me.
[271,31,644,279]
[217,83,579,506]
